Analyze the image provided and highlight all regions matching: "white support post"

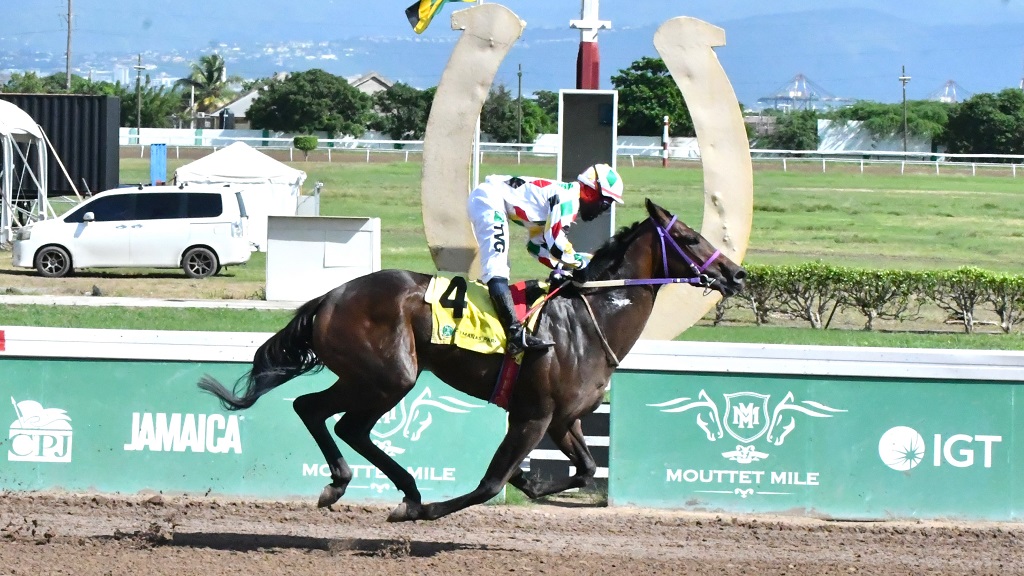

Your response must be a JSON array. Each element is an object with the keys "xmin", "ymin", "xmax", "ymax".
[{"xmin": 662, "ymin": 115, "xmax": 669, "ymax": 168}]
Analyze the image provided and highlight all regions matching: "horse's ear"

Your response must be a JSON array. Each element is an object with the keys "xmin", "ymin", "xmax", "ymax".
[{"xmin": 644, "ymin": 198, "xmax": 668, "ymax": 222}]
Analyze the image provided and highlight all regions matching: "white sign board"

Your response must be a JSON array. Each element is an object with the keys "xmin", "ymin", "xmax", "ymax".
[{"xmin": 265, "ymin": 216, "xmax": 381, "ymax": 302}]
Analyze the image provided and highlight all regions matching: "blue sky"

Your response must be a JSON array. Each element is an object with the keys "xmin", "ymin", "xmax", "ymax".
[
  {"xmin": 10, "ymin": 1, "xmax": 1024, "ymax": 41},
  {"xmin": 5, "ymin": 1, "xmax": 1024, "ymax": 105}
]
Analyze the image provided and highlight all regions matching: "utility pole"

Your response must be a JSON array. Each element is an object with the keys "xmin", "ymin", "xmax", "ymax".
[
  {"xmin": 517, "ymin": 63, "xmax": 523, "ymax": 144},
  {"xmin": 899, "ymin": 65, "xmax": 911, "ymax": 153},
  {"xmin": 64, "ymin": 0, "xmax": 73, "ymax": 91},
  {"xmin": 134, "ymin": 54, "xmax": 145, "ymax": 132}
]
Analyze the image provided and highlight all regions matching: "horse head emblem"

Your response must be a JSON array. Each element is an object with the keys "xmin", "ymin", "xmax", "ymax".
[
  {"xmin": 372, "ymin": 387, "xmax": 484, "ymax": 444},
  {"xmin": 765, "ymin": 391, "xmax": 847, "ymax": 446},
  {"xmin": 648, "ymin": 389, "xmax": 723, "ymax": 441}
]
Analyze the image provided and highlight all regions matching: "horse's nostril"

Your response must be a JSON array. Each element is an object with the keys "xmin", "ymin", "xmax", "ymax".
[{"xmin": 734, "ymin": 269, "xmax": 747, "ymax": 281}]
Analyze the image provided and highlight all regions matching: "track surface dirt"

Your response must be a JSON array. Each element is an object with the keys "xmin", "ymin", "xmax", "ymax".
[{"xmin": 1, "ymin": 492, "xmax": 1022, "ymax": 575}]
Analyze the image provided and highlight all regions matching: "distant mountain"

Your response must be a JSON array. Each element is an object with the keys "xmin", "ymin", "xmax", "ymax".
[{"xmin": 3, "ymin": 7, "xmax": 1022, "ymax": 107}]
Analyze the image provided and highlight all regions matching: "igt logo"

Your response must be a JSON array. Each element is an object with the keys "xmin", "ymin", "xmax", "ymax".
[{"xmin": 878, "ymin": 426, "xmax": 1002, "ymax": 471}]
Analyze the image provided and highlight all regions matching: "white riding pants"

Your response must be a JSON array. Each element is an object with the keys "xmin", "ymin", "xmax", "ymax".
[{"xmin": 468, "ymin": 182, "xmax": 510, "ymax": 283}]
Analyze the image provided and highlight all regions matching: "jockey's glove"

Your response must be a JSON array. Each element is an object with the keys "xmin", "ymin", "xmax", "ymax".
[{"xmin": 547, "ymin": 269, "xmax": 573, "ymax": 290}]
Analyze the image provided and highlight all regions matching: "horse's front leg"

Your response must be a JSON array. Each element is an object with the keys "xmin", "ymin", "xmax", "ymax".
[
  {"xmin": 389, "ymin": 413, "xmax": 552, "ymax": 522},
  {"xmin": 510, "ymin": 418, "xmax": 596, "ymax": 499},
  {"xmin": 293, "ymin": 389, "xmax": 352, "ymax": 507}
]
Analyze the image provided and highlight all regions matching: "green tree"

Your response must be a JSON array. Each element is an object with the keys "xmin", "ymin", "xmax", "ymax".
[
  {"xmin": 174, "ymin": 53, "xmax": 242, "ymax": 114},
  {"xmin": 119, "ymin": 80, "xmax": 186, "ymax": 128},
  {"xmin": 755, "ymin": 109, "xmax": 819, "ymax": 150},
  {"xmin": 532, "ymin": 89, "xmax": 558, "ymax": 127},
  {"xmin": 2, "ymin": 71, "xmax": 54, "ymax": 93},
  {"xmin": 825, "ymin": 99, "xmax": 950, "ymax": 142},
  {"xmin": 944, "ymin": 89, "xmax": 1024, "ymax": 157},
  {"xmin": 2, "ymin": 71, "xmax": 184, "ymax": 128},
  {"xmin": 246, "ymin": 69, "xmax": 372, "ymax": 136},
  {"xmin": 520, "ymin": 98, "xmax": 555, "ymax": 140},
  {"xmin": 611, "ymin": 56, "xmax": 693, "ymax": 137},
  {"xmin": 480, "ymin": 84, "xmax": 520, "ymax": 142},
  {"xmin": 370, "ymin": 82, "xmax": 434, "ymax": 140},
  {"xmin": 479, "ymin": 85, "xmax": 552, "ymax": 143}
]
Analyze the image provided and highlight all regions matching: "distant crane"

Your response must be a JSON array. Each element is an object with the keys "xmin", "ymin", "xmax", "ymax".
[
  {"xmin": 928, "ymin": 80, "xmax": 971, "ymax": 104},
  {"xmin": 756, "ymin": 73, "xmax": 854, "ymax": 112}
]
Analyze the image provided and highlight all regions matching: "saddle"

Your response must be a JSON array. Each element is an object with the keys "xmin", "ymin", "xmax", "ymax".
[{"xmin": 424, "ymin": 276, "xmax": 548, "ymax": 355}]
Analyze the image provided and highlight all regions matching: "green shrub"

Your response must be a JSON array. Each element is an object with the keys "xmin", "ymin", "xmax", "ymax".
[
  {"xmin": 293, "ymin": 135, "xmax": 318, "ymax": 160},
  {"xmin": 730, "ymin": 264, "xmax": 1022, "ymax": 334},
  {"xmin": 838, "ymin": 268, "xmax": 926, "ymax": 330}
]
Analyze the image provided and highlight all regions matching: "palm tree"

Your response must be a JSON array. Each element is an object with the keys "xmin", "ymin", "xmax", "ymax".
[{"xmin": 175, "ymin": 54, "xmax": 242, "ymax": 114}]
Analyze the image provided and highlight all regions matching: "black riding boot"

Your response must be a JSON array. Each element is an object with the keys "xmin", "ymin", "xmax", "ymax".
[{"xmin": 487, "ymin": 277, "xmax": 554, "ymax": 356}]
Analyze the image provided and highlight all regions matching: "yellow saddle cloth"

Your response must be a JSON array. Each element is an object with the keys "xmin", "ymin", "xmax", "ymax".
[{"xmin": 425, "ymin": 276, "xmax": 544, "ymax": 355}]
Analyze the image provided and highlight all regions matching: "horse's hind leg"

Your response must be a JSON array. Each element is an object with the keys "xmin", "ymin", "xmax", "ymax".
[
  {"xmin": 293, "ymin": 386, "xmax": 353, "ymax": 507},
  {"xmin": 509, "ymin": 418, "xmax": 597, "ymax": 499},
  {"xmin": 333, "ymin": 410, "xmax": 422, "ymax": 513},
  {"xmin": 389, "ymin": 412, "xmax": 552, "ymax": 522}
]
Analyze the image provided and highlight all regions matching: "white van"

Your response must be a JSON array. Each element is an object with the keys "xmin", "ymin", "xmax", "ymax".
[{"xmin": 12, "ymin": 184, "xmax": 253, "ymax": 278}]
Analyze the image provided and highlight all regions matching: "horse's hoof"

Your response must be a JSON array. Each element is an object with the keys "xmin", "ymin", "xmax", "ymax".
[
  {"xmin": 317, "ymin": 484, "xmax": 345, "ymax": 508},
  {"xmin": 387, "ymin": 499, "xmax": 423, "ymax": 522}
]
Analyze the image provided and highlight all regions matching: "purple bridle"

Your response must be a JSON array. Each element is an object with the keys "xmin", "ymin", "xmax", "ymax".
[
  {"xmin": 567, "ymin": 214, "xmax": 722, "ymax": 294},
  {"xmin": 618, "ymin": 215, "xmax": 720, "ymax": 290},
  {"xmin": 656, "ymin": 215, "xmax": 720, "ymax": 281}
]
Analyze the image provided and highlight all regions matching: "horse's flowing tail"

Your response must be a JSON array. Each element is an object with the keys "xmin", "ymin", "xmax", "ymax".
[{"xmin": 198, "ymin": 294, "xmax": 327, "ymax": 410}]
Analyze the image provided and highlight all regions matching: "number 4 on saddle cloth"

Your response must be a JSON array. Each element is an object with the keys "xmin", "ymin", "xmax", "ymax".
[
  {"xmin": 424, "ymin": 275, "xmax": 548, "ymax": 354},
  {"xmin": 424, "ymin": 276, "xmax": 551, "ymax": 409}
]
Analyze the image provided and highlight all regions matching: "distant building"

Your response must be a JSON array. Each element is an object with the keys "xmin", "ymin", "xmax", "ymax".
[
  {"xmin": 346, "ymin": 71, "xmax": 394, "ymax": 95},
  {"xmin": 209, "ymin": 71, "xmax": 394, "ymax": 130}
]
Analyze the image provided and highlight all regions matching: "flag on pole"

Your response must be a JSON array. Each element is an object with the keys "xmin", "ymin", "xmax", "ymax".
[{"xmin": 405, "ymin": 0, "xmax": 474, "ymax": 34}]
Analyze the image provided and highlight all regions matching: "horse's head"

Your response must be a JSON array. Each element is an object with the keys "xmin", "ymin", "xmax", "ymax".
[{"xmin": 644, "ymin": 198, "xmax": 746, "ymax": 297}]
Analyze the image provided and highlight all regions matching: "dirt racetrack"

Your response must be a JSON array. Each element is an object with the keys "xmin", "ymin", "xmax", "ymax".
[{"xmin": 1, "ymin": 492, "xmax": 1023, "ymax": 576}]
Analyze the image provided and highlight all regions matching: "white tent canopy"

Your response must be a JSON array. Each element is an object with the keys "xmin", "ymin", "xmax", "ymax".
[
  {"xmin": 0, "ymin": 100, "xmax": 49, "ymax": 246},
  {"xmin": 174, "ymin": 141, "xmax": 306, "ymax": 250}
]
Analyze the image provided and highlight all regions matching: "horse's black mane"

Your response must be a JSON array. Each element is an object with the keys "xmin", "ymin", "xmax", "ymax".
[{"xmin": 584, "ymin": 218, "xmax": 648, "ymax": 280}]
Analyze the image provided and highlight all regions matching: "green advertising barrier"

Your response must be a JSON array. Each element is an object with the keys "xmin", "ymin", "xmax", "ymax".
[
  {"xmin": 609, "ymin": 371, "xmax": 1021, "ymax": 521},
  {"xmin": 0, "ymin": 358, "xmax": 506, "ymax": 503}
]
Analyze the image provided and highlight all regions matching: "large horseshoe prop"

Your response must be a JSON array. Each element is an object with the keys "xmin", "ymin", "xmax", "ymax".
[
  {"xmin": 420, "ymin": 4, "xmax": 525, "ymax": 278},
  {"xmin": 639, "ymin": 17, "xmax": 754, "ymax": 340}
]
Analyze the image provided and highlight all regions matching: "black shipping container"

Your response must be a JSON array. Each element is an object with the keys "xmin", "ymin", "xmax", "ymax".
[{"xmin": 0, "ymin": 94, "xmax": 119, "ymax": 197}]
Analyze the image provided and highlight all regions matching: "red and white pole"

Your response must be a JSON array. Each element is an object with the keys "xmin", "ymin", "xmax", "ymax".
[
  {"xmin": 662, "ymin": 115, "xmax": 670, "ymax": 168},
  {"xmin": 570, "ymin": 0, "xmax": 610, "ymax": 90}
]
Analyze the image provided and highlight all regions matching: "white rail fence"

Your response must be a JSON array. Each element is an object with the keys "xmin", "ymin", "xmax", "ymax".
[{"xmin": 119, "ymin": 130, "xmax": 1024, "ymax": 177}]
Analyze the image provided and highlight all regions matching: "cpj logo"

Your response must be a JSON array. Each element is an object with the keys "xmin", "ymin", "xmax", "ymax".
[
  {"xmin": 878, "ymin": 425, "xmax": 1002, "ymax": 471},
  {"xmin": 8, "ymin": 397, "xmax": 73, "ymax": 463}
]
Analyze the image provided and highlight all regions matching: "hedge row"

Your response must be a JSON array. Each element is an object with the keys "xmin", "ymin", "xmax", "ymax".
[{"xmin": 715, "ymin": 263, "xmax": 1024, "ymax": 333}]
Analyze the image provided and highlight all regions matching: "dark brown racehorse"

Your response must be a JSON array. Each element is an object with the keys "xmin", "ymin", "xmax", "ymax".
[{"xmin": 198, "ymin": 198, "xmax": 746, "ymax": 522}]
